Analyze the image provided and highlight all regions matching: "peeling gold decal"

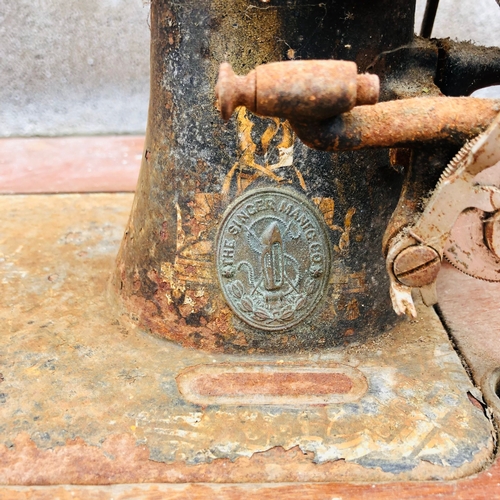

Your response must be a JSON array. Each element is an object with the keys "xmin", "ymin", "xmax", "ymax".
[
  {"xmin": 222, "ymin": 108, "xmax": 299, "ymax": 195},
  {"xmin": 313, "ymin": 197, "xmax": 356, "ymax": 253}
]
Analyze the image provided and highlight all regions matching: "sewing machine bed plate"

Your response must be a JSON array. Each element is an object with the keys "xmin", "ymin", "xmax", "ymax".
[{"xmin": 0, "ymin": 193, "xmax": 494, "ymax": 485}]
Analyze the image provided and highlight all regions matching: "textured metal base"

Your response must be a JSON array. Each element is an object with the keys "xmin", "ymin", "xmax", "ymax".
[{"xmin": 0, "ymin": 193, "xmax": 494, "ymax": 484}]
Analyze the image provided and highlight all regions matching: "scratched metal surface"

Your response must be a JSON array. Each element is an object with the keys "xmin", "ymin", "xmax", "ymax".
[{"xmin": 0, "ymin": 193, "xmax": 494, "ymax": 484}]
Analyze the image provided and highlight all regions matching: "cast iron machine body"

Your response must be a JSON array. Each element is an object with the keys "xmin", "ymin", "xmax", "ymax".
[{"xmin": 114, "ymin": 0, "xmax": 500, "ymax": 353}]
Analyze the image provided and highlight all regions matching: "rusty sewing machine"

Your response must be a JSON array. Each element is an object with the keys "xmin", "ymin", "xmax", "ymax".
[
  {"xmin": 4, "ymin": 0, "xmax": 500, "ymax": 495},
  {"xmin": 215, "ymin": 58, "xmax": 500, "ymax": 318}
]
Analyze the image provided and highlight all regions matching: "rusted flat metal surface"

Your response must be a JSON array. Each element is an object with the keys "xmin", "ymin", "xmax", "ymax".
[
  {"xmin": 0, "ymin": 193, "xmax": 494, "ymax": 487},
  {"xmin": 0, "ymin": 136, "xmax": 143, "ymax": 194},
  {"xmin": 437, "ymin": 261, "xmax": 500, "ymax": 417},
  {"xmin": 5, "ymin": 469, "xmax": 500, "ymax": 500},
  {"xmin": 438, "ymin": 261, "xmax": 500, "ymax": 377}
]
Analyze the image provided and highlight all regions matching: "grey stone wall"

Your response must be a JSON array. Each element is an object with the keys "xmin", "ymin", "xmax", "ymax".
[
  {"xmin": 0, "ymin": 0, "xmax": 499, "ymax": 137},
  {"xmin": 415, "ymin": 0, "xmax": 500, "ymax": 47},
  {"xmin": 0, "ymin": 0, "xmax": 150, "ymax": 137}
]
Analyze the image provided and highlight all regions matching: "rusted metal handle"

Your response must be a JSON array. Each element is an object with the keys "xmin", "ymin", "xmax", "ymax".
[{"xmin": 216, "ymin": 60, "xmax": 380, "ymax": 121}]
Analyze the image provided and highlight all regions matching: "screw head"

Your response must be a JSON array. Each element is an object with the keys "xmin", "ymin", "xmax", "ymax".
[{"xmin": 393, "ymin": 245, "xmax": 441, "ymax": 288}]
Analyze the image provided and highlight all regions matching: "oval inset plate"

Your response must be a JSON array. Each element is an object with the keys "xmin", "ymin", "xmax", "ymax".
[
  {"xmin": 216, "ymin": 187, "xmax": 331, "ymax": 331},
  {"xmin": 177, "ymin": 363, "xmax": 368, "ymax": 406}
]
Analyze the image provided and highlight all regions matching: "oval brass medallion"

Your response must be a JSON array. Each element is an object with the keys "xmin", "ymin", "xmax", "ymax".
[{"xmin": 216, "ymin": 187, "xmax": 331, "ymax": 331}]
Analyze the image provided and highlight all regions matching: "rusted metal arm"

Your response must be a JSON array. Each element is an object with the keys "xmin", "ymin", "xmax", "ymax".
[{"xmin": 288, "ymin": 97, "xmax": 500, "ymax": 150}]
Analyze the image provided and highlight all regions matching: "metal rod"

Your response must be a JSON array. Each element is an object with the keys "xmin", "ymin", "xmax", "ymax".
[
  {"xmin": 420, "ymin": 0, "xmax": 440, "ymax": 38},
  {"xmin": 288, "ymin": 97, "xmax": 500, "ymax": 151}
]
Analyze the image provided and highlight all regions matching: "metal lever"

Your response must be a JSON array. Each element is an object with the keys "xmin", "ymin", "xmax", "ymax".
[{"xmin": 386, "ymin": 113, "xmax": 500, "ymax": 317}]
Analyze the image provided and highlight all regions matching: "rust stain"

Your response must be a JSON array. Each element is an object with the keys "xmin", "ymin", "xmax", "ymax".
[
  {"xmin": 192, "ymin": 372, "xmax": 353, "ymax": 396},
  {"xmin": 3, "ymin": 433, "xmax": 488, "ymax": 487},
  {"xmin": 345, "ymin": 298, "xmax": 360, "ymax": 321},
  {"xmin": 176, "ymin": 363, "xmax": 367, "ymax": 405}
]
